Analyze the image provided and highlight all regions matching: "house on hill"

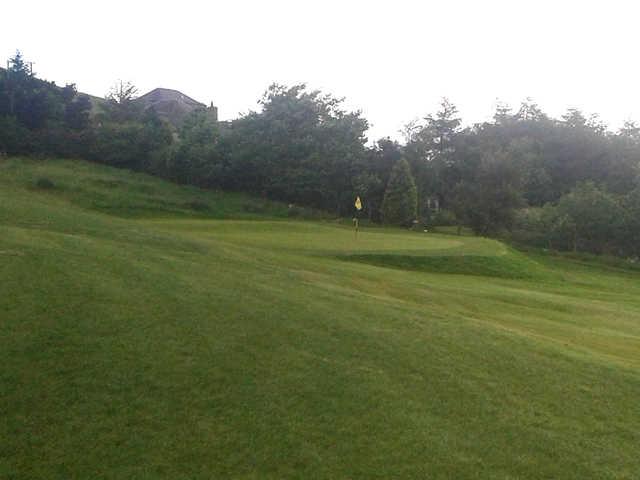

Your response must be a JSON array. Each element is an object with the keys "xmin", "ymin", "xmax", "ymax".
[{"xmin": 135, "ymin": 88, "xmax": 218, "ymax": 128}]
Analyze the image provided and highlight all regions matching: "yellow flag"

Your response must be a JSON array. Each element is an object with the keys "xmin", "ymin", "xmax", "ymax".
[{"xmin": 355, "ymin": 196, "xmax": 362, "ymax": 211}]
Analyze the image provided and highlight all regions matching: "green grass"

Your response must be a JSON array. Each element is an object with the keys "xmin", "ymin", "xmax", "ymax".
[
  {"xmin": 340, "ymin": 250, "xmax": 556, "ymax": 280},
  {"xmin": 0, "ymin": 157, "xmax": 290, "ymax": 219},
  {"xmin": 2, "ymin": 157, "xmax": 640, "ymax": 479}
]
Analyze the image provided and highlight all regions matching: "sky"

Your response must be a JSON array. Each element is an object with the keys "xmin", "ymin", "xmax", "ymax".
[{"xmin": 2, "ymin": 0, "xmax": 639, "ymax": 141}]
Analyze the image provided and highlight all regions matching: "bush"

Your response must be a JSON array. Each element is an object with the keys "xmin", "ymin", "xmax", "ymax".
[
  {"xmin": 0, "ymin": 116, "xmax": 32, "ymax": 155},
  {"xmin": 287, "ymin": 205, "xmax": 306, "ymax": 218},
  {"xmin": 35, "ymin": 177, "xmax": 55, "ymax": 189},
  {"xmin": 554, "ymin": 182, "xmax": 624, "ymax": 254},
  {"xmin": 510, "ymin": 207, "xmax": 549, "ymax": 248},
  {"xmin": 428, "ymin": 209, "xmax": 456, "ymax": 227},
  {"xmin": 242, "ymin": 201, "xmax": 269, "ymax": 214},
  {"xmin": 184, "ymin": 200, "xmax": 210, "ymax": 212}
]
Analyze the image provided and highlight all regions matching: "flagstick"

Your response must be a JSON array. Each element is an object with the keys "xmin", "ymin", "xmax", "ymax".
[{"xmin": 354, "ymin": 196, "xmax": 362, "ymax": 241}]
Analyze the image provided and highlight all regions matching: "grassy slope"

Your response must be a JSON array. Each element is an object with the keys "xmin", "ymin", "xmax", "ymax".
[{"xmin": 1, "ymin": 158, "xmax": 640, "ymax": 479}]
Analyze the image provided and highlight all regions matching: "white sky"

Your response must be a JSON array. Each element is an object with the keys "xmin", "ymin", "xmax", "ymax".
[{"xmin": 2, "ymin": 0, "xmax": 639, "ymax": 141}]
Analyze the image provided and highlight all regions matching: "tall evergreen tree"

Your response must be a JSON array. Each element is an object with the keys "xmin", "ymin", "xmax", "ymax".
[
  {"xmin": 406, "ymin": 97, "xmax": 461, "ymax": 215},
  {"xmin": 381, "ymin": 158, "xmax": 417, "ymax": 226}
]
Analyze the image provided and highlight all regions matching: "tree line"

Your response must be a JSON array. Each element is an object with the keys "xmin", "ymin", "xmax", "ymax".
[{"xmin": 1, "ymin": 51, "xmax": 639, "ymax": 257}]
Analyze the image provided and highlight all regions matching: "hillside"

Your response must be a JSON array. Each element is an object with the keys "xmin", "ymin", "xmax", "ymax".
[{"xmin": 1, "ymin": 157, "xmax": 640, "ymax": 479}]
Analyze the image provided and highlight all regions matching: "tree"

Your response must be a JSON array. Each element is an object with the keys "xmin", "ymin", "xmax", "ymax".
[
  {"xmin": 493, "ymin": 101, "xmax": 513, "ymax": 125},
  {"xmin": 545, "ymin": 182, "xmax": 632, "ymax": 253},
  {"xmin": 106, "ymin": 80, "xmax": 138, "ymax": 105},
  {"xmin": 562, "ymin": 108, "xmax": 587, "ymax": 128},
  {"xmin": 405, "ymin": 98, "xmax": 462, "ymax": 215},
  {"xmin": 1, "ymin": 51, "xmax": 51, "ymax": 129},
  {"xmin": 451, "ymin": 150, "xmax": 523, "ymax": 235},
  {"xmin": 102, "ymin": 80, "xmax": 140, "ymax": 122},
  {"xmin": 552, "ymin": 182, "xmax": 624, "ymax": 253},
  {"xmin": 516, "ymin": 98, "xmax": 547, "ymax": 122},
  {"xmin": 225, "ymin": 83, "xmax": 368, "ymax": 213},
  {"xmin": 381, "ymin": 159, "xmax": 417, "ymax": 226},
  {"xmin": 169, "ymin": 109, "xmax": 225, "ymax": 185},
  {"xmin": 423, "ymin": 97, "xmax": 461, "ymax": 159},
  {"xmin": 62, "ymin": 83, "xmax": 91, "ymax": 130},
  {"xmin": 621, "ymin": 187, "xmax": 640, "ymax": 256},
  {"xmin": 351, "ymin": 138, "xmax": 402, "ymax": 221},
  {"xmin": 400, "ymin": 118, "xmax": 421, "ymax": 144},
  {"xmin": 619, "ymin": 120, "xmax": 640, "ymax": 141}
]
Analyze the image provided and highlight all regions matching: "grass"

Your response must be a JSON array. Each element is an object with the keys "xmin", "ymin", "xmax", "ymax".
[
  {"xmin": 340, "ymin": 250, "xmax": 555, "ymax": 280},
  {"xmin": 1, "ymin": 157, "xmax": 640, "ymax": 479},
  {"xmin": 0, "ymin": 157, "xmax": 290, "ymax": 219}
]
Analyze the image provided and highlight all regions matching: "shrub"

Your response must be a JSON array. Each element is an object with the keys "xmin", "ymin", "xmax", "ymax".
[
  {"xmin": 429, "ymin": 209, "xmax": 456, "ymax": 227},
  {"xmin": 184, "ymin": 200, "xmax": 210, "ymax": 212},
  {"xmin": 35, "ymin": 177, "xmax": 55, "ymax": 190},
  {"xmin": 242, "ymin": 201, "xmax": 268, "ymax": 214},
  {"xmin": 287, "ymin": 205, "xmax": 305, "ymax": 217}
]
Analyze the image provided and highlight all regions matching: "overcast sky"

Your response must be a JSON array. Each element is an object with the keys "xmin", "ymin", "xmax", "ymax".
[{"xmin": 2, "ymin": 0, "xmax": 639, "ymax": 141}]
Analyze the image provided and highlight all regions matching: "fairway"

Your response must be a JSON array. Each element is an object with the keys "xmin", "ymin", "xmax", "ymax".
[{"xmin": 2, "ymin": 158, "xmax": 640, "ymax": 479}]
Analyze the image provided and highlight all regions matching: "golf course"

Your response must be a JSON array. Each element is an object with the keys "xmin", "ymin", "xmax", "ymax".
[{"xmin": 2, "ymin": 157, "xmax": 639, "ymax": 479}]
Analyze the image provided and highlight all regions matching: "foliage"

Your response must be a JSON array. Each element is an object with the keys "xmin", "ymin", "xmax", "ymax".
[
  {"xmin": 0, "ymin": 51, "xmax": 93, "ymax": 156},
  {"xmin": 224, "ymin": 83, "xmax": 369, "ymax": 214},
  {"xmin": 352, "ymin": 137, "xmax": 401, "ymax": 221},
  {"xmin": 621, "ymin": 187, "xmax": 640, "ymax": 256},
  {"xmin": 381, "ymin": 158, "xmax": 418, "ymax": 226},
  {"xmin": 513, "ymin": 183, "xmax": 637, "ymax": 256},
  {"xmin": 428, "ymin": 208, "xmax": 457, "ymax": 227},
  {"xmin": 168, "ymin": 109, "xmax": 225, "ymax": 186},
  {"xmin": 100, "ymin": 80, "xmax": 141, "ymax": 122},
  {"xmin": 405, "ymin": 97, "xmax": 462, "ymax": 214},
  {"xmin": 451, "ymin": 150, "xmax": 524, "ymax": 235},
  {"xmin": 551, "ymin": 182, "xmax": 624, "ymax": 253},
  {"xmin": 4, "ymin": 50, "xmax": 640, "ymax": 257},
  {"xmin": 34, "ymin": 176, "xmax": 55, "ymax": 189}
]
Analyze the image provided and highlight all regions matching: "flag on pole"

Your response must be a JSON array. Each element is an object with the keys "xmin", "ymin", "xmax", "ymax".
[{"xmin": 355, "ymin": 196, "xmax": 362, "ymax": 211}]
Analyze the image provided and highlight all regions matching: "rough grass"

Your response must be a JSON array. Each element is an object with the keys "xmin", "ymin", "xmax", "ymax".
[
  {"xmin": 1, "ymin": 157, "xmax": 290, "ymax": 219},
  {"xmin": 1, "ymin": 157, "xmax": 640, "ymax": 479}
]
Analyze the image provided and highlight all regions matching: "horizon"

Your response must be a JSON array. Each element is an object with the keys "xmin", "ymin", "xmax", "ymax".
[{"xmin": 3, "ymin": 0, "xmax": 640, "ymax": 140}]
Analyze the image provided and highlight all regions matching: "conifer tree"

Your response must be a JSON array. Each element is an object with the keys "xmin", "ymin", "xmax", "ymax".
[{"xmin": 381, "ymin": 158, "xmax": 418, "ymax": 226}]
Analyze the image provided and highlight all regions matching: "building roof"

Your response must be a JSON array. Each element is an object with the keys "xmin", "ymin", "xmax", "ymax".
[{"xmin": 135, "ymin": 88, "xmax": 216, "ymax": 127}]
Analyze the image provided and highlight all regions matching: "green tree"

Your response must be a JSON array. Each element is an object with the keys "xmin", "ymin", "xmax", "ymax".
[
  {"xmin": 381, "ymin": 159, "xmax": 417, "ymax": 226},
  {"xmin": 352, "ymin": 138, "xmax": 402, "ymax": 221},
  {"xmin": 551, "ymin": 182, "xmax": 624, "ymax": 253},
  {"xmin": 226, "ymin": 83, "xmax": 368, "ymax": 213},
  {"xmin": 451, "ymin": 150, "xmax": 523, "ymax": 235},
  {"xmin": 621, "ymin": 187, "xmax": 640, "ymax": 256},
  {"xmin": 169, "ymin": 109, "xmax": 225, "ymax": 186},
  {"xmin": 61, "ymin": 84, "xmax": 91, "ymax": 130},
  {"xmin": 101, "ymin": 80, "xmax": 141, "ymax": 122},
  {"xmin": 422, "ymin": 97, "xmax": 461, "ymax": 159},
  {"xmin": 1, "ymin": 51, "xmax": 51, "ymax": 129},
  {"xmin": 406, "ymin": 98, "xmax": 461, "ymax": 215}
]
